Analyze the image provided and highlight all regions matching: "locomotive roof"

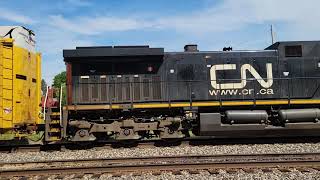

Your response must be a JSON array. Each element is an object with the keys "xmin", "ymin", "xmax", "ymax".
[
  {"xmin": 63, "ymin": 45, "xmax": 164, "ymax": 62},
  {"xmin": 64, "ymin": 41, "xmax": 320, "ymax": 62},
  {"xmin": 265, "ymin": 41, "xmax": 320, "ymax": 50}
]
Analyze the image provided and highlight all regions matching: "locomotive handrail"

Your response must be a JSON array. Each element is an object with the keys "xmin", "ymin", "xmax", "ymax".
[
  {"xmin": 43, "ymin": 85, "xmax": 49, "ymax": 121},
  {"xmin": 59, "ymin": 85, "xmax": 63, "ymax": 126},
  {"xmin": 72, "ymin": 76, "xmax": 320, "ymax": 84},
  {"xmin": 311, "ymin": 83, "xmax": 320, "ymax": 98},
  {"xmin": 166, "ymin": 49, "xmax": 278, "ymax": 54},
  {"xmin": 68, "ymin": 76, "xmax": 320, "ymax": 105}
]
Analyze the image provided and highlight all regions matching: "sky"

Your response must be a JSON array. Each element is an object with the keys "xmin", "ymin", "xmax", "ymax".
[{"xmin": 0, "ymin": 0, "xmax": 319, "ymax": 84}]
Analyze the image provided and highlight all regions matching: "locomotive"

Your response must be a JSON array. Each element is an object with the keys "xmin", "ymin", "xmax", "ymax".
[{"xmin": 62, "ymin": 41, "xmax": 320, "ymax": 142}]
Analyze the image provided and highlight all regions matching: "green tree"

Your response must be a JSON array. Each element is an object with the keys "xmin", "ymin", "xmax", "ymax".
[
  {"xmin": 53, "ymin": 71, "xmax": 66, "ymax": 88},
  {"xmin": 52, "ymin": 71, "xmax": 67, "ymax": 106}
]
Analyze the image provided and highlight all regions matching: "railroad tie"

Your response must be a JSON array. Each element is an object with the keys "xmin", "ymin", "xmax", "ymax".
[
  {"xmin": 171, "ymin": 170, "xmax": 182, "ymax": 175},
  {"xmin": 150, "ymin": 170, "xmax": 161, "ymax": 176},
  {"xmin": 277, "ymin": 167, "xmax": 292, "ymax": 173},
  {"xmin": 16, "ymin": 177, "xmax": 28, "ymax": 180},
  {"xmin": 295, "ymin": 167, "xmax": 311, "ymax": 173},
  {"xmin": 112, "ymin": 172, "xmax": 123, "ymax": 177},
  {"xmin": 207, "ymin": 169, "xmax": 220, "ymax": 174},
  {"xmin": 260, "ymin": 168, "xmax": 273, "ymax": 172},
  {"xmin": 37, "ymin": 175, "xmax": 50, "ymax": 180},
  {"xmin": 312, "ymin": 166, "xmax": 320, "ymax": 171},
  {"xmin": 187, "ymin": 169, "xmax": 200, "ymax": 174},
  {"xmin": 55, "ymin": 174, "xmax": 65, "ymax": 179},
  {"xmin": 73, "ymin": 174, "xmax": 85, "ymax": 178},
  {"xmin": 90, "ymin": 173, "xmax": 102, "ymax": 178},
  {"xmin": 225, "ymin": 169, "xmax": 238, "ymax": 174},
  {"xmin": 241, "ymin": 168, "xmax": 256, "ymax": 173}
]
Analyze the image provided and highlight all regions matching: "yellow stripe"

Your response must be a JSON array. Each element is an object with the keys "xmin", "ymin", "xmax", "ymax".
[
  {"xmin": 66, "ymin": 105, "xmax": 111, "ymax": 110},
  {"xmin": 110, "ymin": 105, "xmax": 121, "ymax": 109},
  {"xmin": 133, "ymin": 103, "xmax": 169, "ymax": 108},
  {"xmin": 222, "ymin": 101, "xmax": 254, "ymax": 106},
  {"xmin": 290, "ymin": 99, "xmax": 320, "ymax": 104},
  {"xmin": 171, "ymin": 103, "xmax": 191, "ymax": 107},
  {"xmin": 192, "ymin": 102, "xmax": 220, "ymax": 106},
  {"xmin": 255, "ymin": 100, "xmax": 288, "ymax": 105},
  {"xmin": 66, "ymin": 99, "xmax": 320, "ymax": 110}
]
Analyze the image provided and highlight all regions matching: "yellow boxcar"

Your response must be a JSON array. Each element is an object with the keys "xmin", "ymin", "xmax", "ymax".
[{"xmin": 0, "ymin": 26, "xmax": 43, "ymax": 142}]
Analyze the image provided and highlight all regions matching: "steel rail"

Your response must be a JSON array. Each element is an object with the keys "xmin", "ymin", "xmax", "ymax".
[
  {"xmin": 1, "ymin": 137, "xmax": 320, "ymax": 153},
  {"xmin": 1, "ymin": 152, "xmax": 320, "ymax": 165},
  {"xmin": 0, "ymin": 153, "xmax": 320, "ymax": 177}
]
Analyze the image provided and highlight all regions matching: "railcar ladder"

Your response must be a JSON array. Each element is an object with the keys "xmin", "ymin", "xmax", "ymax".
[
  {"xmin": 45, "ymin": 109, "xmax": 61, "ymax": 141},
  {"xmin": 44, "ymin": 86, "xmax": 62, "ymax": 142}
]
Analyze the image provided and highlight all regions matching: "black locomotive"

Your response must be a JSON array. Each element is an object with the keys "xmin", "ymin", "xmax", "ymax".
[{"xmin": 62, "ymin": 41, "xmax": 320, "ymax": 141}]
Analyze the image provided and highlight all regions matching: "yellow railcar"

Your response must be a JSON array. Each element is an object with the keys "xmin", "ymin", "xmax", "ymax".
[{"xmin": 0, "ymin": 26, "xmax": 43, "ymax": 143}]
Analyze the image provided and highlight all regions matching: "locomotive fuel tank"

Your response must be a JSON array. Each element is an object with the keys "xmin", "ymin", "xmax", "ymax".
[
  {"xmin": 225, "ymin": 110, "xmax": 268, "ymax": 124},
  {"xmin": 279, "ymin": 109, "xmax": 320, "ymax": 123}
]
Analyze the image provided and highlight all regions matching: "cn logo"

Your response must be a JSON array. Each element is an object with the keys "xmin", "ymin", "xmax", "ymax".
[{"xmin": 210, "ymin": 63, "xmax": 273, "ymax": 90}]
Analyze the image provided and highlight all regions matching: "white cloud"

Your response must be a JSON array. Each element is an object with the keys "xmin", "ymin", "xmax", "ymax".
[
  {"xmin": 0, "ymin": 8, "xmax": 35, "ymax": 24},
  {"xmin": 157, "ymin": 0, "xmax": 320, "ymax": 35},
  {"xmin": 49, "ymin": 15, "xmax": 151, "ymax": 35},
  {"xmin": 48, "ymin": 0, "xmax": 320, "ymax": 38},
  {"xmin": 37, "ymin": 26, "xmax": 94, "ymax": 54},
  {"xmin": 36, "ymin": 26, "xmax": 95, "ymax": 84},
  {"xmin": 34, "ymin": 0, "xmax": 320, "ymax": 83}
]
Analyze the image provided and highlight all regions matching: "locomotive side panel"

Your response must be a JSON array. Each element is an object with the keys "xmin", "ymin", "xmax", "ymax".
[
  {"xmin": 66, "ymin": 47, "xmax": 165, "ymax": 105},
  {"xmin": 65, "ymin": 42, "xmax": 320, "ymax": 108},
  {"xmin": 268, "ymin": 41, "xmax": 320, "ymax": 100},
  {"xmin": 204, "ymin": 51, "xmax": 279, "ymax": 101}
]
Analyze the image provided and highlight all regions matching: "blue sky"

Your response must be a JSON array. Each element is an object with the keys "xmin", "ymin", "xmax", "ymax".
[{"xmin": 0, "ymin": 0, "xmax": 318, "ymax": 84}]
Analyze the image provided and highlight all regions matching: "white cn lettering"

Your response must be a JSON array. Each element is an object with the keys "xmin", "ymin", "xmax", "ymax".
[{"xmin": 210, "ymin": 63, "xmax": 273, "ymax": 90}]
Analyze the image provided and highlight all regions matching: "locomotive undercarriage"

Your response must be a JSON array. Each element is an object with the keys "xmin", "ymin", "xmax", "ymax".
[
  {"xmin": 68, "ymin": 117, "xmax": 193, "ymax": 141},
  {"xmin": 67, "ymin": 109, "xmax": 196, "ymax": 141},
  {"xmin": 66, "ymin": 106, "xmax": 320, "ymax": 142}
]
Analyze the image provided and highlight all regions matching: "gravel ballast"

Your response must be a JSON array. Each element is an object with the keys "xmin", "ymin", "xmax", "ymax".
[
  {"xmin": 20, "ymin": 169, "xmax": 320, "ymax": 180},
  {"xmin": 1, "ymin": 143, "xmax": 320, "ymax": 163},
  {"xmin": 99, "ymin": 170, "xmax": 320, "ymax": 180}
]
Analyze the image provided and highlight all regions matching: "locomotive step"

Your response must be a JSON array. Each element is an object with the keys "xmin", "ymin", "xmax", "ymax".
[
  {"xmin": 47, "ymin": 136, "xmax": 61, "ymax": 141},
  {"xmin": 50, "ymin": 112, "xmax": 60, "ymax": 119},
  {"xmin": 50, "ymin": 112, "xmax": 60, "ymax": 116},
  {"xmin": 48, "ymin": 128, "xmax": 61, "ymax": 133},
  {"xmin": 49, "ymin": 120, "xmax": 61, "ymax": 124}
]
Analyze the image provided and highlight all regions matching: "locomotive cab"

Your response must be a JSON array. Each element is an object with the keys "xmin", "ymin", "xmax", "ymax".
[{"xmin": 64, "ymin": 46, "xmax": 164, "ymax": 105}]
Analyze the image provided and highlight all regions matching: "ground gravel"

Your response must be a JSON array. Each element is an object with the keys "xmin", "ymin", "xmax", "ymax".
[
  {"xmin": 102, "ymin": 169, "xmax": 320, "ymax": 180},
  {"xmin": 14, "ymin": 169, "xmax": 320, "ymax": 180},
  {"xmin": 0, "ymin": 142, "xmax": 320, "ymax": 163}
]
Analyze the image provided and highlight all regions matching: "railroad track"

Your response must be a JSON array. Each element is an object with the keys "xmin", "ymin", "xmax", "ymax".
[
  {"xmin": 0, "ymin": 153, "xmax": 320, "ymax": 178},
  {"xmin": 2, "ymin": 137, "xmax": 320, "ymax": 153}
]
